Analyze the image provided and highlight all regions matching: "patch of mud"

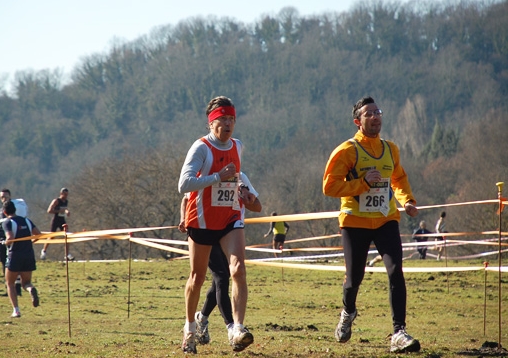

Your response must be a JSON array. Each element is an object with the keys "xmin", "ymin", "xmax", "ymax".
[
  {"xmin": 458, "ymin": 341, "xmax": 508, "ymax": 357},
  {"xmin": 265, "ymin": 323, "xmax": 319, "ymax": 332}
]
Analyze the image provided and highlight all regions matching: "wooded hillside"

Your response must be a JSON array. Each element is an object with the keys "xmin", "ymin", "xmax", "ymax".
[{"xmin": 1, "ymin": 0, "xmax": 507, "ymax": 258}]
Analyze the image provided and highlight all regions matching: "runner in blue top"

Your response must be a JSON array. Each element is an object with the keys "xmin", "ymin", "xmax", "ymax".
[{"xmin": 2, "ymin": 200, "xmax": 41, "ymax": 317}]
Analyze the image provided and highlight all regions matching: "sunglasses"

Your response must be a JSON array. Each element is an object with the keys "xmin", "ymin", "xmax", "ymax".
[{"xmin": 361, "ymin": 109, "xmax": 383, "ymax": 118}]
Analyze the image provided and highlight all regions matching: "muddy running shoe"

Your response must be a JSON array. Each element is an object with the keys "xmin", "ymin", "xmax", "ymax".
[
  {"xmin": 390, "ymin": 328, "xmax": 421, "ymax": 353},
  {"xmin": 195, "ymin": 312, "xmax": 210, "ymax": 345},
  {"xmin": 229, "ymin": 326, "xmax": 254, "ymax": 352},
  {"xmin": 335, "ymin": 309, "xmax": 357, "ymax": 343},
  {"xmin": 30, "ymin": 287, "xmax": 39, "ymax": 307},
  {"xmin": 181, "ymin": 329, "xmax": 197, "ymax": 354}
]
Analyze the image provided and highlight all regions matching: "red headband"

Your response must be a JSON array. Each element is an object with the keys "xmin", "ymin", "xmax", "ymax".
[{"xmin": 207, "ymin": 106, "xmax": 236, "ymax": 123}]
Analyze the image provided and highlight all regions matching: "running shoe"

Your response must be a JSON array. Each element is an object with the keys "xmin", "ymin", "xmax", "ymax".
[
  {"xmin": 390, "ymin": 328, "xmax": 421, "ymax": 353},
  {"xmin": 181, "ymin": 329, "xmax": 197, "ymax": 354},
  {"xmin": 195, "ymin": 312, "xmax": 210, "ymax": 345},
  {"xmin": 40, "ymin": 250, "xmax": 47, "ymax": 260},
  {"xmin": 335, "ymin": 309, "xmax": 357, "ymax": 343},
  {"xmin": 11, "ymin": 309, "xmax": 21, "ymax": 318},
  {"xmin": 229, "ymin": 326, "xmax": 254, "ymax": 352}
]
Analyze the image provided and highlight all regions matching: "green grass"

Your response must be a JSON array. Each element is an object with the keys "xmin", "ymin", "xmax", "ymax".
[{"xmin": 1, "ymin": 258, "xmax": 507, "ymax": 357}]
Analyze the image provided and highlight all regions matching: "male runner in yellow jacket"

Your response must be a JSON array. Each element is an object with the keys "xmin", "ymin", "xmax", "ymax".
[{"xmin": 323, "ymin": 96, "xmax": 420, "ymax": 353}]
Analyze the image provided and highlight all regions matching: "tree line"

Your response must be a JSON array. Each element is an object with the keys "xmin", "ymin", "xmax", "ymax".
[{"xmin": 0, "ymin": 0, "xmax": 507, "ymax": 259}]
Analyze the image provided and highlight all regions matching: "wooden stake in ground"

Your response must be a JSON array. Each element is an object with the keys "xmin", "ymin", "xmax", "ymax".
[
  {"xmin": 444, "ymin": 237, "xmax": 449, "ymax": 293},
  {"xmin": 483, "ymin": 261, "xmax": 489, "ymax": 336},
  {"xmin": 280, "ymin": 244, "xmax": 284, "ymax": 286},
  {"xmin": 496, "ymin": 181, "xmax": 504, "ymax": 350},
  {"xmin": 128, "ymin": 233, "xmax": 132, "ymax": 318},
  {"xmin": 63, "ymin": 224, "xmax": 72, "ymax": 338}
]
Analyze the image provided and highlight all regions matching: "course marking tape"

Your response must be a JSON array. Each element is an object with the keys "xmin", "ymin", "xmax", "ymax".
[
  {"xmin": 129, "ymin": 237, "xmax": 189, "ymax": 255},
  {"xmin": 245, "ymin": 260, "xmax": 508, "ymax": 273}
]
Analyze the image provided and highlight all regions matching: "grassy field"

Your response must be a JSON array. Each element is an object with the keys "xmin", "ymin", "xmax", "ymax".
[{"xmin": 0, "ymin": 258, "xmax": 507, "ymax": 357}]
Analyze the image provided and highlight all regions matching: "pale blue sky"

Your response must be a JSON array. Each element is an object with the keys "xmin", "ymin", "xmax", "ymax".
[{"xmin": 0, "ymin": 0, "xmax": 367, "ymax": 89}]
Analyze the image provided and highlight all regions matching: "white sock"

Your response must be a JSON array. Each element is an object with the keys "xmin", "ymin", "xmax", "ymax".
[{"xmin": 185, "ymin": 321, "xmax": 196, "ymax": 333}]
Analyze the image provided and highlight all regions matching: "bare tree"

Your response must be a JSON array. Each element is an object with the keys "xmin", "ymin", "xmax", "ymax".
[{"xmin": 70, "ymin": 145, "xmax": 184, "ymax": 260}]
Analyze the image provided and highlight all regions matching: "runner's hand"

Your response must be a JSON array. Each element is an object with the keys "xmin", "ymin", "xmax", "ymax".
[
  {"xmin": 364, "ymin": 169, "xmax": 381, "ymax": 185},
  {"xmin": 178, "ymin": 221, "xmax": 187, "ymax": 233},
  {"xmin": 218, "ymin": 162, "xmax": 236, "ymax": 181}
]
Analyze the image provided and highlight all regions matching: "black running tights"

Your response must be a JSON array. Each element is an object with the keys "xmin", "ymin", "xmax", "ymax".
[
  {"xmin": 341, "ymin": 220, "xmax": 407, "ymax": 333},
  {"xmin": 201, "ymin": 244, "xmax": 233, "ymax": 325}
]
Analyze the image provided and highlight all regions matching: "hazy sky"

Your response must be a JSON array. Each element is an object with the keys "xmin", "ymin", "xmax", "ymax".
[{"xmin": 0, "ymin": 0, "xmax": 366, "ymax": 87}]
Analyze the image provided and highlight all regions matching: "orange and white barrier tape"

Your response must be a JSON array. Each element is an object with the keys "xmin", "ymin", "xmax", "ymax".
[
  {"xmin": 2, "ymin": 196, "xmax": 504, "ymax": 274},
  {"xmin": 129, "ymin": 237, "xmax": 189, "ymax": 255},
  {"xmin": 245, "ymin": 259, "xmax": 508, "ymax": 273},
  {"xmin": 248, "ymin": 233, "xmax": 341, "ymax": 248},
  {"xmin": 245, "ymin": 211, "xmax": 340, "ymax": 224},
  {"xmin": 143, "ymin": 238, "xmax": 189, "ymax": 246}
]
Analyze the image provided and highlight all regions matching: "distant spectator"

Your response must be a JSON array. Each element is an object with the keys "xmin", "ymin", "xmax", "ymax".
[{"xmin": 412, "ymin": 220, "xmax": 431, "ymax": 259}]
